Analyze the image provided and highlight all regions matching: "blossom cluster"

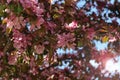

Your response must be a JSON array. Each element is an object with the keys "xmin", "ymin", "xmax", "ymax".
[{"xmin": 12, "ymin": 29, "xmax": 32, "ymax": 52}]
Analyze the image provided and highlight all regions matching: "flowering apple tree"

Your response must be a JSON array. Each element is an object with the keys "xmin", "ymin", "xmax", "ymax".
[{"xmin": 0, "ymin": 0, "xmax": 120, "ymax": 80}]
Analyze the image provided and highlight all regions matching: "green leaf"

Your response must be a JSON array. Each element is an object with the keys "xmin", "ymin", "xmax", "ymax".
[
  {"xmin": 16, "ymin": 3, "xmax": 23, "ymax": 14},
  {"xmin": 102, "ymin": 36, "xmax": 108, "ymax": 43},
  {"xmin": 37, "ymin": 54, "xmax": 43, "ymax": 65},
  {"xmin": 13, "ymin": 3, "xmax": 23, "ymax": 15},
  {"xmin": 0, "ymin": 4, "xmax": 6, "ymax": 11},
  {"xmin": 53, "ymin": 14, "xmax": 60, "ymax": 19},
  {"xmin": 78, "ymin": 41, "xmax": 83, "ymax": 47},
  {"xmin": 77, "ymin": 39, "xmax": 84, "ymax": 47},
  {"xmin": 0, "ymin": 4, "xmax": 6, "ymax": 16},
  {"xmin": 9, "ymin": 3, "xmax": 23, "ymax": 15}
]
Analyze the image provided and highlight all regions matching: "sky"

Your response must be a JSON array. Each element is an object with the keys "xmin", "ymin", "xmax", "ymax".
[{"xmin": 94, "ymin": 40, "xmax": 108, "ymax": 51}]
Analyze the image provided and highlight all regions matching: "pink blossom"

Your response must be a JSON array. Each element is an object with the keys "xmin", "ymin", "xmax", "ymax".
[
  {"xmin": 30, "ymin": 17, "xmax": 44, "ymax": 30},
  {"xmin": 7, "ymin": 0, "xmax": 12, "ymax": 3},
  {"xmin": 109, "ymin": 37, "xmax": 116, "ymax": 42},
  {"xmin": 29, "ymin": 67, "xmax": 38, "ymax": 75},
  {"xmin": 44, "ymin": 21, "xmax": 56, "ymax": 33},
  {"xmin": 14, "ymin": 16, "xmax": 26, "ymax": 29},
  {"xmin": 20, "ymin": 0, "xmax": 44, "ymax": 17},
  {"xmin": 86, "ymin": 28, "xmax": 95, "ymax": 40},
  {"xmin": 12, "ymin": 29, "xmax": 32, "ymax": 52},
  {"xmin": 34, "ymin": 6, "xmax": 44, "ymax": 17},
  {"xmin": 6, "ymin": 20, "xmax": 13, "ymax": 28},
  {"xmin": 57, "ymin": 33, "xmax": 76, "ymax": 49},
  {"xmin": 34, "ymin": 44, "xmax": 45, "ymax": 54},
  {"xmin": 20, "ymin": 0, "xmax": 34, "ymax": 9},
  {"xmin": 65, "ymin": 21, "xmax": 78, "ymax": 30},
  {"xmin": 5, "ymin": 16, "xmax": 26, "ymax": 30},
  {"xmin": 8, "ymin": 54, "xmax": 18, "ymax": 65},
  {"xmin": 0, "ymin": 51, "xmax": 4, "ymax": 58},
  {"xmin": 35, "ymin": 18, "xmax": 44, "ymax": 28}
]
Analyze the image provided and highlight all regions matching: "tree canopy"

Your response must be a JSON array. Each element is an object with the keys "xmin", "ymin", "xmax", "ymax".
[{"xmin": 0, "ymin": 0, "xmax": 120, "ymax": 80}]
